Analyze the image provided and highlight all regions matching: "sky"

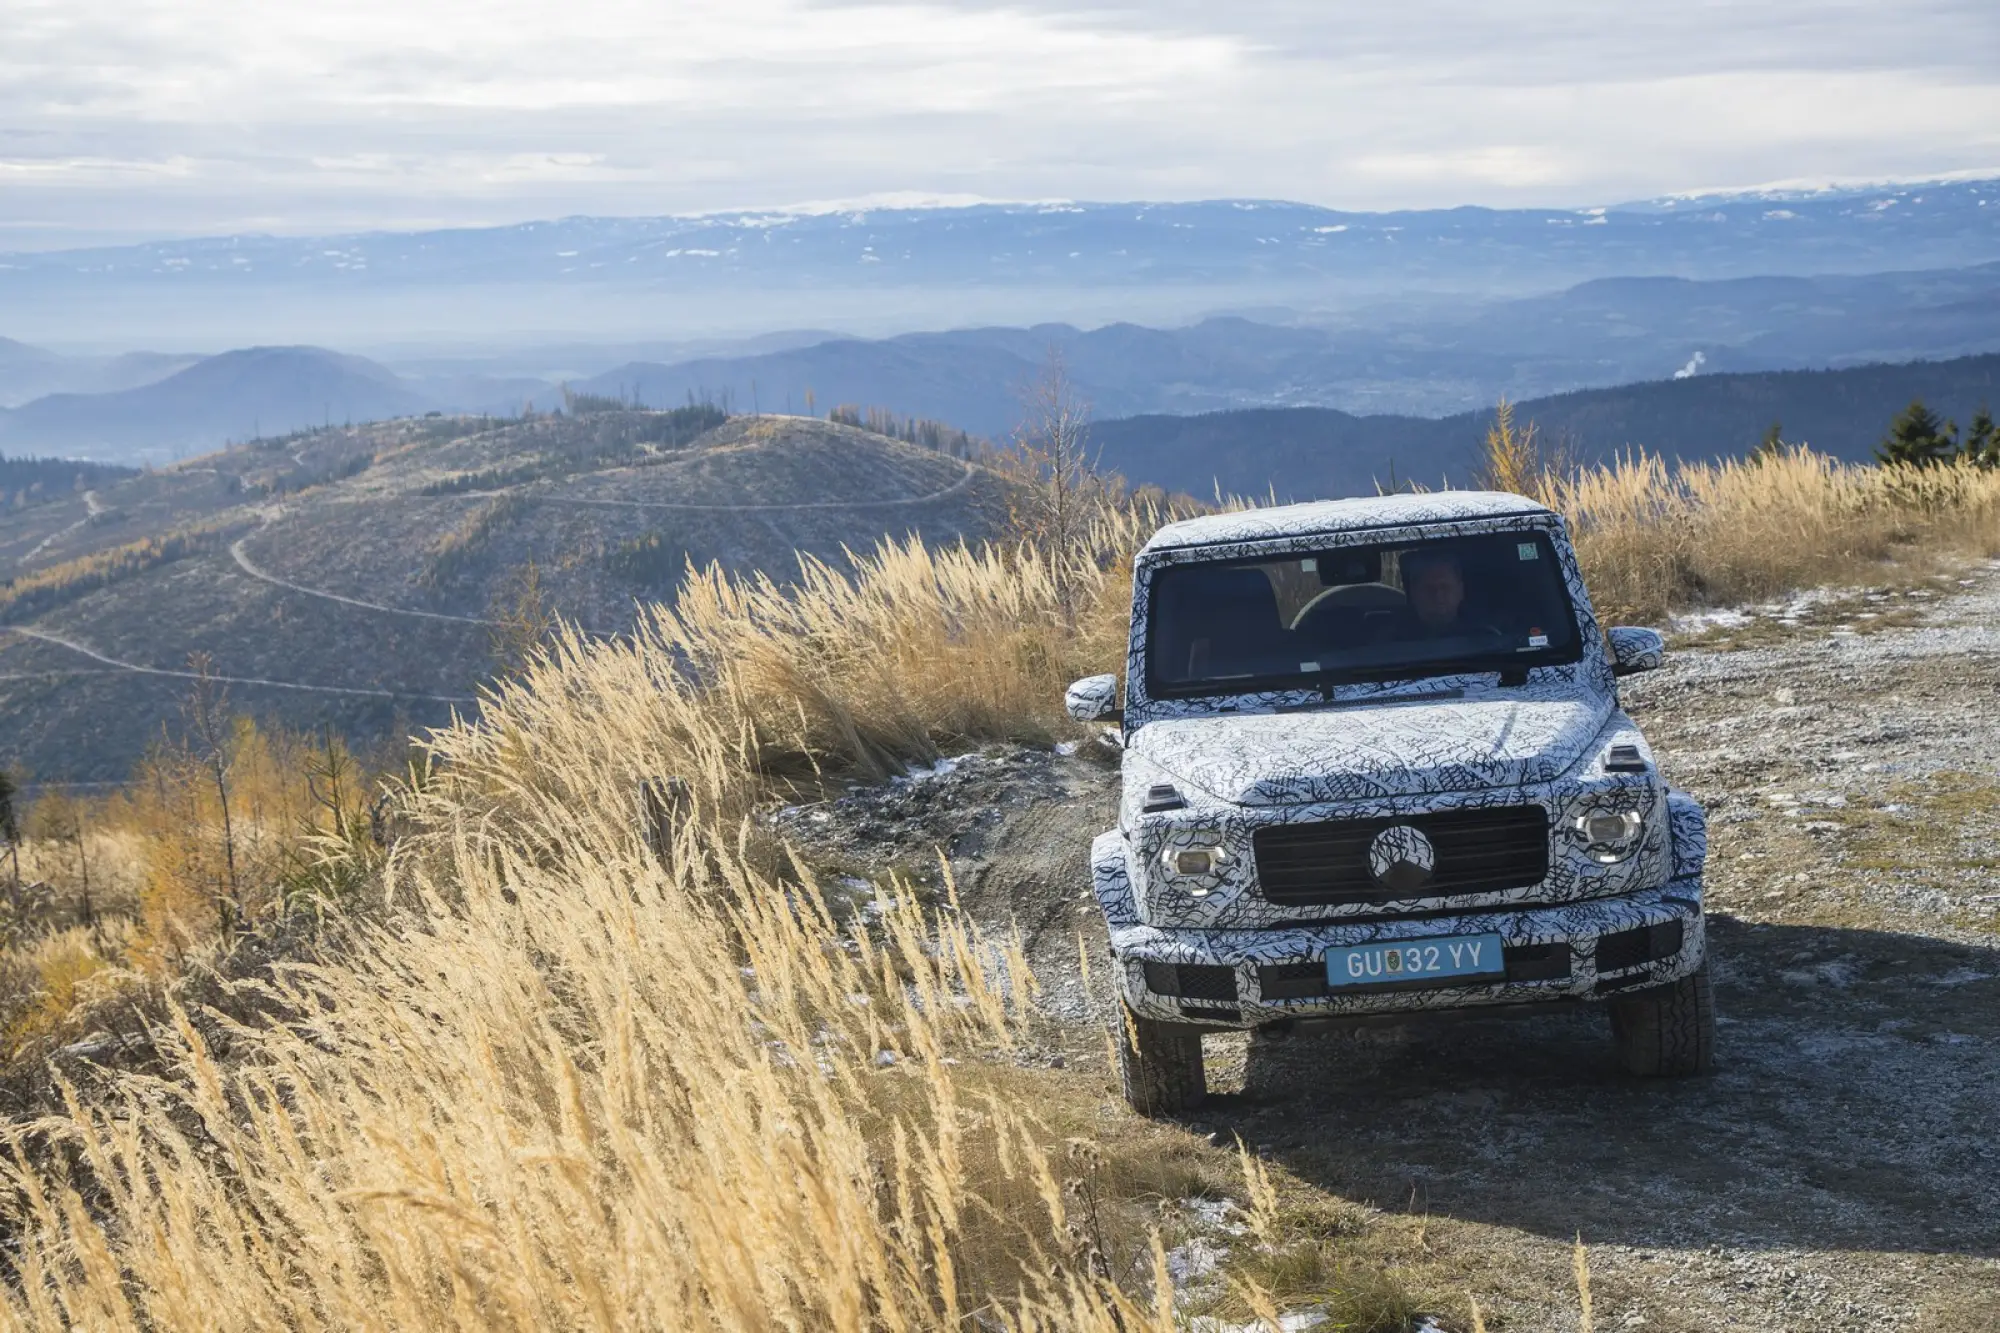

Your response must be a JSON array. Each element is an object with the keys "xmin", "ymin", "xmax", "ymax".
[{"xmin": 3, "ymin": 0, "xmax": 1999, "ymax": 250}]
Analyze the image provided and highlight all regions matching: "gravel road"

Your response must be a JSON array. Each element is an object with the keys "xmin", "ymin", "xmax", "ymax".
[{"xmin": 770, "ymin": 564, "xmax": 2000, "ymax": 1331}]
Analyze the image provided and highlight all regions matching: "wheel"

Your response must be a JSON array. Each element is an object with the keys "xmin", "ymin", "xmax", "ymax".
[
  {"xmin": 1115, "ymin": 1007, "xmax": 1206, "ymax": 1115},
  {"xmin": 1609, "ymin": 962, "xmax": 1716, "ymax": 1076}
]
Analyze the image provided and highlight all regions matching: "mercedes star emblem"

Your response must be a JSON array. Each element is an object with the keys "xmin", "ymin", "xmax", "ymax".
[{"xmin": 1368, "ymin": 824, "xmax": 1436, "ymax": 893}]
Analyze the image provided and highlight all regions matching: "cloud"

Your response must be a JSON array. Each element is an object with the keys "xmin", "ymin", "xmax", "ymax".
[{"xmin": 0, "ymin": 0, "xmax": 1996, "ymax": 246}]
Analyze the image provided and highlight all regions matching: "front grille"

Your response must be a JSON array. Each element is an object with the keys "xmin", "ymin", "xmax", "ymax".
[{"xmin": 1252, "ymin": 806, "xmax": 1549, "ymax": 907}]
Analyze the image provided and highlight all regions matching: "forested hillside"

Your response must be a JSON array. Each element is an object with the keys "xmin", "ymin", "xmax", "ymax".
[{"xmin": 1091, "ymin": 354, "xmax": 2000, "ymax": 500}]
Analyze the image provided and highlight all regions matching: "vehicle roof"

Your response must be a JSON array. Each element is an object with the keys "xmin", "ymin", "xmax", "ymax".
[{"xmin": 1140, "ymin": 491, "xmax": 1555, "ymax": 556}]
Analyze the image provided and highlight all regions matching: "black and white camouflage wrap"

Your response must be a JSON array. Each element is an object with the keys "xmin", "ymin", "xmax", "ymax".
[
  {"xmin": 1085, "ymin": 492, "xmax": 1708, "ymax": 1026},
  {"xmin": 1607, "ymin": 626, "xmax": 1667, "ymax": 675},
  {"xmin": 1064, "ymin": 673, "xmax": 1120, "ymax": 722}
]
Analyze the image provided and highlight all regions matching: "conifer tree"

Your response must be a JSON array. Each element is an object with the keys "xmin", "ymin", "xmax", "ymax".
[
  {"xmin": 1753, "ymin": 421, "xmax": 1785, "ymax": 460},
  {"xmin": 1875, "ymin": 399, "xmax": 1959, "ymax": 468},
  {"xmin": 1962, "ymin": 404, "xmax": 1998, "ymax": 468}
]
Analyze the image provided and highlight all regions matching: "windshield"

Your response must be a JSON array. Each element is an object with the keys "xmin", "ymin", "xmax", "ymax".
[{"xmin": 1146, "ymin": 529, "xmax": 1582, "ymax": 696}]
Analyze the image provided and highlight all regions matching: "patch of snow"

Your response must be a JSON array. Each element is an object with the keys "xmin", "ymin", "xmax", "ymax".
[
  {"xmin": 896, "ymin": 753, "xmax": 980, "ymax": 784},
  {"xmin": 1180, "ymin": 1197, "xmax": 1248, "ymax": 1234},
  {"xmin": 1673, "ymin": 606, "xmax": 1752, "ymax": 633},
  {"xmin": 1166, "ymin": 1237, "xmax": 1226, "ymax": 1283},
  {"xmin": 1190, "ymin": 1314, "xmax": 1325, "ymax": 1333}
]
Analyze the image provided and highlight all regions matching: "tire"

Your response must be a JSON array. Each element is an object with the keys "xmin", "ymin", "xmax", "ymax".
[
  {"xmin": 1115, "ymin": 1008, "xmax": 1206, "ymax": 1115},
  {"xmin": 1610, "ymin": 962, "xmax": 1716, "ymax": 1076}
]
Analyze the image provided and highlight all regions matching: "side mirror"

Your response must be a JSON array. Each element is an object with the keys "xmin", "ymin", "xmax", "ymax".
[
  {"xmin": 1607, "ymin": 627, "xmax": 1666, "ymax": 677},
  {"xmin": 1064, "ymin": 674, "xmax": 1121, "ymax": 723}
]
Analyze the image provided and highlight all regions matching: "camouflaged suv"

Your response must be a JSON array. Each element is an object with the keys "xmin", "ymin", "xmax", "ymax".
[{"xmin": 1064, "ymin": 492, "xmax": 1713, "ymax": 1114}]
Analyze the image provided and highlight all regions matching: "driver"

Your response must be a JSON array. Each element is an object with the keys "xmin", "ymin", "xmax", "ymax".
[{"xmin": 1403, "ymin": 551, "xmax": 1469, "ymax": 636}]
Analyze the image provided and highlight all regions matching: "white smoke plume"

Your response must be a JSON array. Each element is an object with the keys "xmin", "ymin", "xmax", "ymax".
[{"xmin": 1673, "ymin": 350, "xmax": 1707, "ymax": 380}]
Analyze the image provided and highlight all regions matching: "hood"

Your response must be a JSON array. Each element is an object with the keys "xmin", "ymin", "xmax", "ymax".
[{"xmin": 1131, "ymin": 695, "xmax": 1614, "ymax": 806}]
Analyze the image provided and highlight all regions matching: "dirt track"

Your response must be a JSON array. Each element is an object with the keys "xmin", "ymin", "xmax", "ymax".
[{"xmin": 771, "ymin": 566, "xmax": 2000, "ymax": 1330}]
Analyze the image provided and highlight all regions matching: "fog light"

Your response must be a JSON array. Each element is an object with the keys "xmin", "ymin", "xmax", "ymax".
[
  {"xmin": 1159, "ymin": 840, "xmax": 1230, "ymax": 886},
  {"xmin": 1173, "ymin": 849, "xmax": 1217, "ymax": 875},
  {"xmin": 1572, "ymin": 808, "xmax": 1643, "ymax": 864}
]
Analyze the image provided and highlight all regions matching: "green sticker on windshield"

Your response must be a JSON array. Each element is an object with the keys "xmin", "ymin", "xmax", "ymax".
[{"xmin": 1517, "ymin": 542, "xmax": 1538, "ymax": 560}]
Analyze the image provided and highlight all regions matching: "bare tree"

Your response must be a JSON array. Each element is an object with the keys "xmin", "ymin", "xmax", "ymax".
[
  {"xmin": 30, "ymin": 786, "xmax": 95, "ymax": 938},
  {"xmin": 0, "ymin": 767, "xmax": 21, "ymax": 914},
  {"xmin": 183, "ymin": 652, "xmax": 242, "ymax": 933},
  {"xmin": 1006, "ymin": 348, "xmax": 1107, "ymax": 619}
]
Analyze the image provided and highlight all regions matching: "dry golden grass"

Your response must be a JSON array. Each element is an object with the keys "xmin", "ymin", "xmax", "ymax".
[
  {"xmin": 1554, "ymin": 448, "xmax": 2000, "ymax": 624},
  {"xmin": 0, "ymin": 760, "xmax": 1195, "ymax": 1327},
  {"xmin": 418, "ymin": 511, "xmax": 1148, "ymax": 856},
  {"xmin": 0, "ymin": 503, "xmax": 1228, "ymax": 1330}
]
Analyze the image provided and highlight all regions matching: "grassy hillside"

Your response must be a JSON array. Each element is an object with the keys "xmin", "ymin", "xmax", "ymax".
[
  {"xmin": 0, "ymin": 410, "xmax": 1020, "ymax": 780},
  {"xmin": 1091, "ymin": 353, "xmax": 2000, "ymax": 500}
]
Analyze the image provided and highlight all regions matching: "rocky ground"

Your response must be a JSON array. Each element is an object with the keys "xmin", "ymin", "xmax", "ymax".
[{"xmin": 768, "ymin": 565, "xmax": 2000, "ymax": 1331}]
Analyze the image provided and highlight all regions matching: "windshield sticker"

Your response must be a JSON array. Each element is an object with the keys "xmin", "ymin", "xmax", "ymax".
[
  {"xmin": 1300, "ymin": 660, "xmax": 1320, "ymax": 672},
  {"xmin": 1528, "ymin": 633, "xmax": 1550, "ymax": 648},
  {"xmin": 1300, "ymin": 558, "xmax": 1317, "ymax": 572},
  {"xmin": 1518, "ymin": 542, "xmax": 1539, "ymax": 560}
]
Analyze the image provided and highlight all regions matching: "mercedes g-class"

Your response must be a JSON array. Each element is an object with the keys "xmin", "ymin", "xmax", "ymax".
[{"xmin": 1065, "ymin": 492, "xmax": 1713, "ymax": 1114}]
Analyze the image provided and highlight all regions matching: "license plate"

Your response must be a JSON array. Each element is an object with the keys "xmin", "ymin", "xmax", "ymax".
[{"xmin": 1325, "ymin": 933, "xmax": 1507, "ymax": 989}]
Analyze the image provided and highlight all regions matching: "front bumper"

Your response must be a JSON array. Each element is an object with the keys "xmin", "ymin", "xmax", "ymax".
[{"xmin": 1109, "ymin": 875, "xmax": 1706, "ymax": 1028}]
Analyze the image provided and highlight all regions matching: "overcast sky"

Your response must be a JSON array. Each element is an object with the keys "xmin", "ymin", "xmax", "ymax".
[{"xmin": 4, "ymin": 0, "xmax": 1998, "ymax": 250}]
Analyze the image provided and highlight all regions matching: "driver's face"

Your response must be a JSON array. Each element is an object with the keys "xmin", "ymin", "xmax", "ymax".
[{"xmin": 1410, "ymin": 560, "xmax": 1465, "ymax": 629}]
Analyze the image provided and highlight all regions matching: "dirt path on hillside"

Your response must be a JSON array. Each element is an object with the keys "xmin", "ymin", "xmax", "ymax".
[
  {"xmin": 230, "ymin": 525, "xmax": 505, "ymax": 627},
  {"xmin": 0, "ymin": 624, "xmax": 480, "ymax": 705},
  {"xmin": 771, "ymin": 567, "xmax": 2000, "ymax": 1331}
]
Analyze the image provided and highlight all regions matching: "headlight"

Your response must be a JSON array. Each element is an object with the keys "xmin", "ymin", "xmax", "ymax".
[
  {"xmin": 1572, "ymin": 806, "xmax": 1643, "ymax": 864},
  {"xmin": 1158, "ymin": 839, "xmax": 1230, "ymax": 894}
]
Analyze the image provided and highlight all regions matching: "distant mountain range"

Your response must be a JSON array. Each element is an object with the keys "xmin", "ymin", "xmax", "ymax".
[
  {"xmin": 1089, "ymin": 354, "xmax": 2000, "ymax": 501},
  {"xmin": 4, "ymin": 180, "xmax": 1997, "ymax": 344},
  {"xmin": 572, "ymin": 260, "xmax": 2000, "ymax": 431},
  {"xmin": 3, "ymin": 255, "xmax": 1997, "ymax": 465}
]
